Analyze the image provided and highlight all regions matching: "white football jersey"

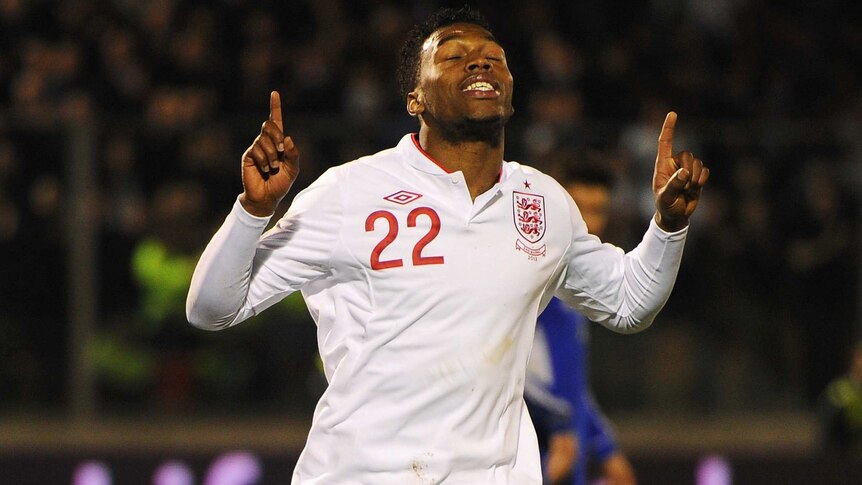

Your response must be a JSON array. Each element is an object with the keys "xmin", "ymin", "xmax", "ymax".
[{"xmin": 187, "ymin": 134, "xmax": 687, "ymax": 484}]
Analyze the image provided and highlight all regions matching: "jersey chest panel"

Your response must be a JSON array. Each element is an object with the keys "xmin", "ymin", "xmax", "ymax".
[{"xmin": 334, "ymin": 166, "xmax": 571, "ymax": 357}]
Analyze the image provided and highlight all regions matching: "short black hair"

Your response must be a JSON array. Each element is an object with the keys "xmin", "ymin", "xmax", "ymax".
[{"xmin": 396, "ymin": 6, "xmax": 491, "ymax": 101}]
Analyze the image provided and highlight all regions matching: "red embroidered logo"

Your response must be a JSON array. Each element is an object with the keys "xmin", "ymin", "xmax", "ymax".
[
  {"xmin": 513, "ymin": 191, "xmax": 546, "ymax": 258},
  {"xmin": 383, "ymin": 190, "xmax": 423, "ymax": 205},
  {"xmin": 513, "ymin": 191, "xmax": 546, "ymax": 243}
]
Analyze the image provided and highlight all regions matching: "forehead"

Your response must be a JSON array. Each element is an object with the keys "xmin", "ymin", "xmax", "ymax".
[{"xmin": 422, "ymin": 23, "xmax": 499, "ymax": 53}]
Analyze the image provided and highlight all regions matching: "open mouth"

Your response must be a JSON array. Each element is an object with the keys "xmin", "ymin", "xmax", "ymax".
[{"xmin": 461, "ymin": 77, "xmax": 501, "ymax": 98}]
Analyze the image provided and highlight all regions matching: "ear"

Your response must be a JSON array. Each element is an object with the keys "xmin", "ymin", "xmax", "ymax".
[{"xmin": 406, "ymin": 89, "xmax": 424, "ymax": 117}]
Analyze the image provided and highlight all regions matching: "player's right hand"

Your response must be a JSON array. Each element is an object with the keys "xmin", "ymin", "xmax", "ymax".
[{"xmin": 239, "ymin": 91, "xmax": 300, "ymax": 217}]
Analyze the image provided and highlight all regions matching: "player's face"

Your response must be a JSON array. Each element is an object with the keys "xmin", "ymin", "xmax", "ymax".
[
  {"xmin": 409, "ymin": 23, "xmax": 514, "ymax": 132},
  {"xmin": 568, "ymin": 182, "xmax": 611, "ymax": 239}
]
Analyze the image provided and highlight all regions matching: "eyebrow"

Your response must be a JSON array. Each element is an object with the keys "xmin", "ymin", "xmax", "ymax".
[{"xmin": 436, "ymin": 30, "xmax": 499, "ymax": 48}]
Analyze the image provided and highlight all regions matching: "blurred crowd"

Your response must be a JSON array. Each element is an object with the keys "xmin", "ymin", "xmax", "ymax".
[{"xmin": 0, "ymin": 0, "xmax": 861, "ymax": 422}]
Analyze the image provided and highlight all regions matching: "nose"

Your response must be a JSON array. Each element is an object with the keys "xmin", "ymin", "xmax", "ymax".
[{"xmin": 467, "ymin": 55, "xmax": 492, "ymax": 72}]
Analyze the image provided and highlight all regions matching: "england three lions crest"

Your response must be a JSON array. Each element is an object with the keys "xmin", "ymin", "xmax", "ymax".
[{"xmin": 513, "ymin": 191, "xmax": 546, "ymax": 258}]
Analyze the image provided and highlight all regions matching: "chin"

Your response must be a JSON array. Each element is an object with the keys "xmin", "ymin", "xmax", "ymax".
[{"xmin": 441, "ymin": 112, "xmax": 511, "ymax": 146}]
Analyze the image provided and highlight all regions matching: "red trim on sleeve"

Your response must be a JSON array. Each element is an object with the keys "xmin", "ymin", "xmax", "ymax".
[{"xmin": 411, "ymin": 133, "xmax": 453, "ymax": 174}]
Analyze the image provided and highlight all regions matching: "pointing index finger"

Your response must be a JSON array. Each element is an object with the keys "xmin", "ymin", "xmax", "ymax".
[
  {"xmin": 269, "ymin": 90, "xmax": 283, "ymax": 131},
  {"xmin": 657, "ymin": 111, "xmax": 677, "ymax": 162}
]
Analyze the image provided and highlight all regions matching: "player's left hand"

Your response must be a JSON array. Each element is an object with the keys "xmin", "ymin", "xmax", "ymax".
[{"xmin": 652, "ymin": 112, "xmax": 710, "ymax": 232}]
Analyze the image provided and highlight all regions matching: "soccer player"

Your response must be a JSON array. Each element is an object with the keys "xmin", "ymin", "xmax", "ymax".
[
  {"xmin": 525, "ymin": 165, "xmax": 636, "ymax": 485},
  {"xmin": 186, "ymin": 7, "xmax": 709, "ymax": 484}
]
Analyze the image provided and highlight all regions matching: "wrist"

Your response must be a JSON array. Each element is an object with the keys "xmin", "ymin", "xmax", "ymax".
[
  {"xmin": 239, "ymin": 193, "xmax": 276, "ymax": 217},
  {"xmin": 654, "ymin": 212, "xmax": 688, "ymax": 233}
]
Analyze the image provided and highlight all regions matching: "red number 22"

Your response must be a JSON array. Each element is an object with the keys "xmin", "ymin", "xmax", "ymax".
[{"xmin": 365, "ymin": 207, "xmax": 444, "ymax": 270}]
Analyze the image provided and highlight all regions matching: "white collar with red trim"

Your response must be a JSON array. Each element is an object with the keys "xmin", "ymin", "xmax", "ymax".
[{"xmin": 398, "ymin": 134, "xmax": 505, "ymax": 183}]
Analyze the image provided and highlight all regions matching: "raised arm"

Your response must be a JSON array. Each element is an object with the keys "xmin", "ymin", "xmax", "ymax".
[
  {"xmin": 558, "ymin": 112, "xmax": 708, "ymax": 333},
  {"xmin": 186, "ymin": 92, "xmax": 303, "ymax": 330}
]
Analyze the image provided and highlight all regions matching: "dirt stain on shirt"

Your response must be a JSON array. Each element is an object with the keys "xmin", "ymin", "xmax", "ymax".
[{"xmin": 483, "ymin": 335, "xmax": 515, "ymax": 365}]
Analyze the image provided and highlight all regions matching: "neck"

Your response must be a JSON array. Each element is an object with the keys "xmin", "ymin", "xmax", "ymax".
[{"xmin": 418, "ymin": 125, "xmax": 504, "ymax": 200}]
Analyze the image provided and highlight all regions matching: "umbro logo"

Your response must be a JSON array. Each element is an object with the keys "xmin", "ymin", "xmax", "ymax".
[{"xmin": 383, "ymin": 190, "xmax": 423, "ymax": 205}]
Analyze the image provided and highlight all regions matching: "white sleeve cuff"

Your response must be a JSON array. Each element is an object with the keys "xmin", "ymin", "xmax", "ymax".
[{"xmin": 232, "ymin": 196, "xmax": 273, "ymax": 229}]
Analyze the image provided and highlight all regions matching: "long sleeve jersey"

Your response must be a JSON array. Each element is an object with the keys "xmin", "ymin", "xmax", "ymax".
[{"xmin": 186, "ymin": 134, "xmax": 687, "ymax": 484}]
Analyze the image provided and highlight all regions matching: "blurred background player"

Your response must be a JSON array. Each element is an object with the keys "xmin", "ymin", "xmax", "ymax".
[{"xmin": 526, "ymin": 163, "xmax": 637, "ymax": 485}]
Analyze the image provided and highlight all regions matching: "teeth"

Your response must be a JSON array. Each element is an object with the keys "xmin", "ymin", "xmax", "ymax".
[{"xmin": 464, "ymin": 81, "xmax": 495, "ymax": 92}]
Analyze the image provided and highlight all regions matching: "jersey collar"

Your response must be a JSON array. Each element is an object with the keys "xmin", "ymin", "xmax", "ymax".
[
  {"xmin": 399, "ymin": 134, "xmax": 506, "ymax": 184},
  {"xmin": 397, "ymin": 134, "xmax": 452, "ymax": 175}
]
